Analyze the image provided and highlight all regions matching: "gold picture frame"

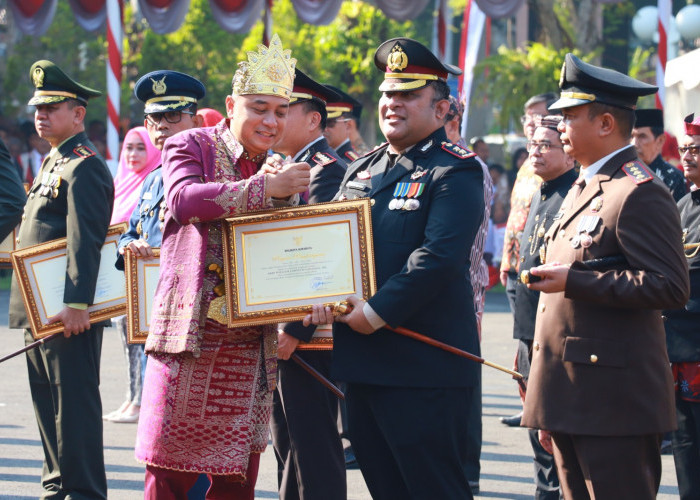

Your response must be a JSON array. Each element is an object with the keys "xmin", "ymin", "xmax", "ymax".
[
  {"xmin": 222, "ymin": 199, "xmax": 376, "ymax": 328},
  {"xmin": 125, "ymin": 249, "xmax": 160, "ymax": 344},
  {"xmin": 11, "ymin": 223, "xmax": 128, "ymax": 339},
  {"xmin": 0, "ymin": 226, "xmax": 18, "ymax": 268}
]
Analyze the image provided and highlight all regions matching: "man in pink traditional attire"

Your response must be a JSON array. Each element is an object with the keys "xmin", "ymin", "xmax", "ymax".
[{"xmin": 135, "ymin": 35, "xmax": 310, "ymax": 499}]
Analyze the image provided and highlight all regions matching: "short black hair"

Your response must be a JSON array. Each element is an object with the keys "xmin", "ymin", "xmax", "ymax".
[
  {"xmin": 649, "ymin": 126, "xmax": 664, "ymax": 139},
  {"xmin": 429, "ymin": 80, "xmax": 450, "ymax": 105},
  {"xmin": 301, "ymin": 99, "xmax": 327, "ymax": 130},
  {"xmin": 587, "ymin": 102, "xmax": 635, "ymax": 138}
]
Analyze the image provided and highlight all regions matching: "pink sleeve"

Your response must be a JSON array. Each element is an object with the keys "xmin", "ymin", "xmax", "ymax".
[{"xmin": 162, "ymin": 130, "xmax": 268, "ymax": 225}]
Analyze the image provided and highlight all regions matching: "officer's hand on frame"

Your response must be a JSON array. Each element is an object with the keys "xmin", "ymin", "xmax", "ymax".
[
  {"xmin": 277, "ymin": 330, "xmax": 300, "ymax": 360},
  {"xmin": 48, "ymin": 306, "xmax": 91, "ymax": 338},
  {"xmin": 265, "ymin": 161, "xmax": 311, "ymax": 198},
  {"xmin": 121, "ymin": 240, "xmax": 155, "ymax": 258},
  {"xmin": 303, "ymin": 304, "xmax": 334, "ymax": 327},
  {"xmin": 499, "ymin": 270, "xmax": 508, "ymax": 287},
  {"xmin": 526, "ymin": 262, "xmax": 569, "ymax": 294},
  {"xmin": 335, "ymin": 295, "xmax": 376, "ymax": 335}
]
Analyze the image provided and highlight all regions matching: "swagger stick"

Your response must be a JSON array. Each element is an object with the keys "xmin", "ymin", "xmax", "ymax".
[
  {"xmin": 333, "ymin": 302, "xmax": 525, "ymax": 388},
  {"xmin": 290, "ymin": 353, "xmax": 345, "ymax": 400},
  {"xmin": 0, "ymin": 331, "xmax": 63, "ymax": 364}
]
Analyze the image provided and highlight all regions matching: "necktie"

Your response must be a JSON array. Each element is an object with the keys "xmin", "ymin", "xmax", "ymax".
[{"xmin": 572, "ymin": 177, "xmax": 586, "ymax": 200}]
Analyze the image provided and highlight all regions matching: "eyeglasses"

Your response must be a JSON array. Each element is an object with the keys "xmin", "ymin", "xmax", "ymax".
[
  {"xmin": 678, "ymin": 144, "xmax": 700, "ymax": 156},
  {"xmin": 145, "ymin": 110, "xmax": 195, "ymax": 125},
  {"xmin": 526, "ymin": 141, "xmax": 564, "ymax": 154},
  {"xmin": 520, "ymin": 113, "xmax": 543, "ymax": 125}
]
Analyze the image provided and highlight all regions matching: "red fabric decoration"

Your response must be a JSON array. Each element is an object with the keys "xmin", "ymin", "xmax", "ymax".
[
  {"xmin": 14, "ymin": 0, "xmax": 44, "ymax": 17},
  {"xmin": 77, "ymin": 0, "xmax": 104, "ymax": 14},
  {"xmin": 213, "ymin": 0, "xmax": 246, "ymax": 12},
  {"xmin": 146, "ymin": 0, "xmax": 173, "ymax": 8}
]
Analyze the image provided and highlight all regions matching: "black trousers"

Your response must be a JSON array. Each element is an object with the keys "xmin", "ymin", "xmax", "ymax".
[
  {"xmin": 464, "ymin": 365, "xmax": 482, "ymax": 484},
  {"xmin": 270, "ymin": 351, "xmax": 345, "ymax": 500},
  {"xmin": 346, "ymin": 383, "xmax": 474, "ymax": 500},
  {"xmin": 673, "ymin": 392, "xmax": 700, "ymax": 500},
  {"xmin": 25, "ymin": 327, "xmax": 107, "ymax": 500}
]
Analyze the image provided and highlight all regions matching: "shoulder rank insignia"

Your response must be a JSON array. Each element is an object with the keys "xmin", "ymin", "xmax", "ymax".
[
  {"xmin": 622, "ymin": 161, "xmax": 653, "ymax": 185},
  {"xmin": 441, "ymin": 141, "xmax": 476, "ymax": 159},
  {"xmin": 344, "ymin": 151, "xmax": 359, "ymax": 162},
  {"xmin": 362, "ymin": 141, "xmax": 389, "ymax": 158},
  {"xmin": 73, "ymin": 145, "xmax": 96, "ymax": 159},
  {"xmin": 311, "ymin": 152, "xmax": 337, "ymax": 167}
]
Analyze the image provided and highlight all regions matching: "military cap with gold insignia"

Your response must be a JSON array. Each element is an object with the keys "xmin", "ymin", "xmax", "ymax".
[
  {"xmin": 550, "ymin": 53, "xmax": 657, "ymax": 111},
  {"xmin": 28, "ymin": 60, "xmax": 101, "ymax": 106},
  {"xmin": 374, "ymin": 37, "xmax": 462, "ymax": 92},
  {"xmin": 323, "ymin": 85, "xmax": 361, "ymax": 120},
  {"xmin": 134, "ymin": 70, "xmax": 206, "ymax": 114}
]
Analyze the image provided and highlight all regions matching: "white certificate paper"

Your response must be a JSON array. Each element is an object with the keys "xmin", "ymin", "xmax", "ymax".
[{"xmin": 242, "ymin": 222, "xmax": 355, "ymax": 305}]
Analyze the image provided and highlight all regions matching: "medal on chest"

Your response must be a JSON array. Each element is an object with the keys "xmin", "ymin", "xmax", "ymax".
[{"xmin": 389, "ymin": 182, "xmax": 425, "ymax": 211}]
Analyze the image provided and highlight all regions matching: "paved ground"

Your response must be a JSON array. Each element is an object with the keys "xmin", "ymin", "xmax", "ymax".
[{"xmin": 0, "ymin": 289, "xmax": 680, "ymax": 499}]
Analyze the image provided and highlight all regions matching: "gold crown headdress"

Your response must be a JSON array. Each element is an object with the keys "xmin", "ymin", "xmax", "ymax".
[{"xmin": 232, "ymin": 34, "xmax": 296, "ymax": 99}]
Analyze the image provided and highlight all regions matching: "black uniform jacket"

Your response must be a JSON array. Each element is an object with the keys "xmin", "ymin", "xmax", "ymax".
[
  {"xmin": 335, "ymin": 139, "xmax": 359, "ymax": 164},
  {"xmin": 665, "ymin": 189, "xmax": 700, "ymax": 362},
  {"xmin": 331, "ymin": 127, "xmax": 485, "ymax": 388},
  {"xmin": 513, "ymin": 168, "xmax": 577, "ymax": 340},
  {"xmin": 281, "ymin": 137, "xmax": 347, "ymax": 342},
  {"xmin": 650, "ymin": 154, "xmax": 686, "ymax": 202},
  {"xmin": 0, "ymin": 138, "xmax": 26, "ymax": 241},
  {"xmin": 9, "ymin": 132, "xmax": 114, "ymax": 328}
]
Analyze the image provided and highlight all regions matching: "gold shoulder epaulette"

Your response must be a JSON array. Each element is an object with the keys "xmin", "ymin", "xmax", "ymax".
[
  {"xmin": 622, "ymin": 161, "xmax": 653, "ymax": 185},
  {"xmin": 441, "ymin": 141, "xmax": 476, "ymax": 159},
  {"xmin": 311, "ymin": 152, "xmax": 337, "ymax": 167},
  {"xmin": 73, "ymin": 145, "xmax": 96, "ymax": 159}
]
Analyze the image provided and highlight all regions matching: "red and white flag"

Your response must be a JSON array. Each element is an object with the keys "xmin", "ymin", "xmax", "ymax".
[
  {"xmin": 657, "ymin": 0, "xmax": 670, "ymax": 108},
  {"xmin": 457, "ymin": 0, "xmax": 487, "ymax": 136}
]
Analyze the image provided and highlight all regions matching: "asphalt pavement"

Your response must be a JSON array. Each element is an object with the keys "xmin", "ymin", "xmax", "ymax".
[{"xmin": 0, "ymin": 289, "xmax": 680, "ymax": 499}]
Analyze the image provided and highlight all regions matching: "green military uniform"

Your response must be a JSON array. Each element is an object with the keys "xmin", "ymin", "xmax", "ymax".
[
  {"xmin": 0, "ymin": 137, "xmax": 26, "ymax": 242},
  {"xmin": 9, "ymin": 60, "xmax": 114, "ymax": 500}
]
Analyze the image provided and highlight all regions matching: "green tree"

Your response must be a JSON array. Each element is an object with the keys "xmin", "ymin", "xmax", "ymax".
[
  {"xmin": 1, "ymin": 1, "xmax": 106, "ymax": 124},
  {"xmin": 473, "ymin": 43, "xmax": 593, "ymax": 130}
]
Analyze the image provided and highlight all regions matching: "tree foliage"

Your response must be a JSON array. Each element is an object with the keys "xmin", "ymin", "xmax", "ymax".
[{"xmin": 473, "ymin": 43, "xmax": 594, "ymax": 130}]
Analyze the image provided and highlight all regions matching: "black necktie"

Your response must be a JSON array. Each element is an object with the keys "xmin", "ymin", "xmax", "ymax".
[{"xmin": 572, "ymin": 177, "xmax": 586, "ymax": 200}]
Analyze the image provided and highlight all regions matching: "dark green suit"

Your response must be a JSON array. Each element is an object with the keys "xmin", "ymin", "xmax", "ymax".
[
  {"xmin": 0, "ymin": 137, "xmax": 26, "ymax": 242},
  {"xmin": 9, "ymin": 131, "xmax": 113, "ymax": 499}
]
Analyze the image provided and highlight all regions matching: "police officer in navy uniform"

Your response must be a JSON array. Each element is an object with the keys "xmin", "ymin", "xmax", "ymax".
[
  {"xmin": 9, "ymin": 60, "xmax": 114, "ymax": 499},
  {"xmin": 268, "ymin": 68, "xmax": 348, "ymax": 500},
  {"xmin": 523, "ymin": 54, "xmax": 689, "ymax": 499},
  {"xmin": 116, "ymin": 70, "xmax": 205, "ymax": 269},
  {"xmin": 632, "ymin": 108, "xmax": 686, "ymax": 201},
  {"xmin": 323, "ymin": 84, "xmax": 362, "ymax": 164},
  {"xmin": 307, "ymin": 37, "xmax": 485, "ymax": 500}
]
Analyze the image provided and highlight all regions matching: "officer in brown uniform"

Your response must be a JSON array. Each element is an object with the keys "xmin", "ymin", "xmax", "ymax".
[
  {"xmin": 10, "ymin": 60, "xmax": 114, "ymax": 499},
  {"xmin": 523, "ymin": 54, "xmax": 689, "ymax": 499}
]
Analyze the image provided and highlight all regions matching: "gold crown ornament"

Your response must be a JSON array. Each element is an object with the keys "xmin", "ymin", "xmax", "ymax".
[{"xmin": 232, "ymin": 34, "xmax": 296, "ymax": 99}]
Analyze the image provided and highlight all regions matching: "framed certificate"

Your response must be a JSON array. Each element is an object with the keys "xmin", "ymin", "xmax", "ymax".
[
  {"xmin": 11, "ymin": 224, "xmax": 128, "ymax": 339},
  {"xmin": 125, "ymin": 249, "xmax": 160, "ymax": 344},
  {"xmin": 0, "ymin": 226, "xmax": 18, "ymax": 268},
  {"xmin": 222, "ymin": 199, "xmax": 376, "ymax": 327}
]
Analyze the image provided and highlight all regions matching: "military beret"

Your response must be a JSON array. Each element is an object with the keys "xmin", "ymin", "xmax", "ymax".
[
  {"xmin": 28, "ymin": 60, "xmax": 101, "ymax": 106},
  {"xmin": 550, "ymin": 53, "xmax": 657, "ymax": 111},
  {"xmin": 374, "ymin": 37, "xmax": 461, "ymax": 92},
  {"xmin": 134, "ymin": 70, "xmax": 205, "ymax": 114}
]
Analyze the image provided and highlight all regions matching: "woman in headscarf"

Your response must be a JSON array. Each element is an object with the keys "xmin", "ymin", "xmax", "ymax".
[{"xmin": 105, "ymin": 126, "xmax": 160, "ymax": 423}]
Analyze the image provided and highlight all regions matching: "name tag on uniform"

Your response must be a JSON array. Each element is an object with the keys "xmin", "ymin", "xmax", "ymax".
[{"xmin": 346, "ymin": 181, "xmax": 369, "ymax": 192}]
